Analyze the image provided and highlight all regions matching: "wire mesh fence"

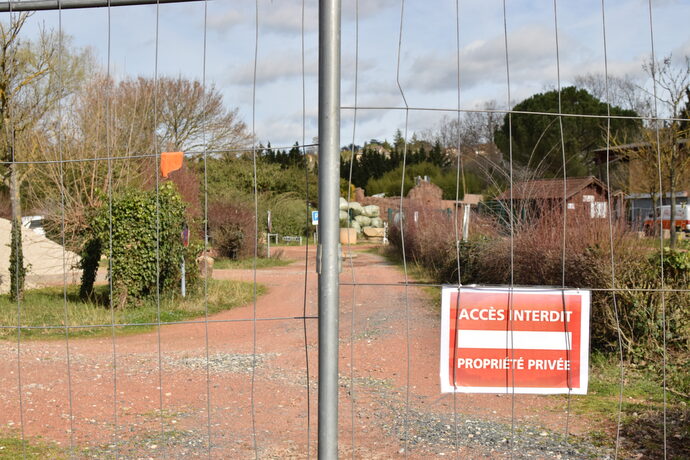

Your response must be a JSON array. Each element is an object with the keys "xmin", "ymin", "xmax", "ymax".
[{"xmin": 1, "ymin": 0, "xmax": 689, "ymax": 459}]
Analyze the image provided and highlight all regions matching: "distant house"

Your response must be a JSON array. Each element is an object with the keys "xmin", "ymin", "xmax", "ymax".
[
  {"xmin": 495, "ymin": 176, "xmax": 623, "ymax": 219},
  {"xmin": 590, "ymin": 138, "xmax": 690, "ymax": 194}
]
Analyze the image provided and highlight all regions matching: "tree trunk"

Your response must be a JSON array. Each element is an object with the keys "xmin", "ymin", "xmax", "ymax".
[{"xmin": 9, "ymin": 160, "xmax": 25, "ymax": 301}]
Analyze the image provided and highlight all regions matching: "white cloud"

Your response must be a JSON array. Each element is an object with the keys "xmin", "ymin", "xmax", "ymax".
[
  {"xmin": 207, "ymin": 9, "xmax": 245, "ymax": 30},
  {"xmin": 259, "ymin": 0, "xmax": 319, "ymax": 35},
  {"xmin": 208, "ymin": 0, "xmax": 400, "ymax": 37},
  {"xmin": 406, "ymin": 25, "xmax": 568, "ymax": 94},
  {"xmin": 228, "ymin": 50, "xmax": 318, "ymax": 85}
]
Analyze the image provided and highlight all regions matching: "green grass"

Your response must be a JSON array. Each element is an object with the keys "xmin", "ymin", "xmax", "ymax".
[
  {"xmin": 569, "ymin": 352, "xmax": 689, "ymax": 458},
  {"xmin": 570, "ymin": 353, "xmax": 661, "ymax": 418},
  {"xmin": 213, "ymin": 256, "xmax": 292, "ymax": 270},
  {"xmin": 636, "ymin": 234, "xmax": 690, "ymax": 250},
  {"xmin": 365, "ymin": 245, "xmax": 443, "ymax": 311},
  {"xmin": 0, "ymin": 280, "xmax": 261, "ymax": 340},
  {"xmin": 0, "ymin": 435, "xmax": 66, "ymax": 459}
]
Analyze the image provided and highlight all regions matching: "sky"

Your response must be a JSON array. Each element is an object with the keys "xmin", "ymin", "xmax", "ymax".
[{"xmin": 12, "ymin": 0, "xmax": 690, "ymax": 149}]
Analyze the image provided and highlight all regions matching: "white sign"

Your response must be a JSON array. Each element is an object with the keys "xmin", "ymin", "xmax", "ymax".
[{"xmin": 312, "ymin": 210, "xmax": 319, "ymax": 225}]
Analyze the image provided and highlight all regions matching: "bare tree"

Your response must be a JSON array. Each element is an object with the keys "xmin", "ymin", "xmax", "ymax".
[
  {"xmin": 156, "ymin": 76, "xmax": 251, "ymax": 152},
  {"xmin": 617, "ymin": 55, "xmax": 690, "ymax": 247},
  {"xmin": 29, "ymin": 75, "xmax": 155, "ymax": 248},
  {"xmin": 425, "ymin": 100, "xmax": 499, "ymax": 152},
  {"xmin": 29, "ymin": 74, "xmax": 252, "ymax": 249},
  {"xmin": 574, "ymin": 73, "xmax": 653, "ymax": 118},
  {"xmin": 0, "ymin": 14, "xmax": 91, "ymax": 299}
]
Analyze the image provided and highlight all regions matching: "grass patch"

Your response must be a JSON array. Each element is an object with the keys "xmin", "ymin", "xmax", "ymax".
[
  {"xmin": 571, "ymin": 352, "xmax": 682, "ymax": 417},
  {"xmin": 0, "ymin": 435, "xmax": 66, "ymax": 459},
  {"xmin": 214, "ymin": 256, "xmax": 292, "ymax": 270},
  {"xmin": 570, "ymin": 352, "xmax": 689, "ymax": 458},
  {"xmin": 374, "ymin": 246, "xmax": 436, "ymax": 283},
  {"xmin": 0, "ymin": 280, "xmax": 261, "ymax": 340},
  {"xmin": 366, "ymin": 245, "xmax": 443, "ymax": 311}
]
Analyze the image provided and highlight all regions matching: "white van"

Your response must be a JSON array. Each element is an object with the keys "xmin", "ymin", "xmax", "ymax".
[{"xmin": 644, "ymin": 204, "xmax": 690, "ymax": 232}]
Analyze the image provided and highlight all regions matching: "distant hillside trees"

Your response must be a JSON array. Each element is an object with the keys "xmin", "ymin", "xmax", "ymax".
[{"xmin": 341, "ymin": 138, "xmax": 448, "ymax": 191}]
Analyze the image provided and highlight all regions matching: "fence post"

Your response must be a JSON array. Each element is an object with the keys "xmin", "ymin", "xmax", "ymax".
[{"xmin": 318, "ymin": 0, "xmax": 341, "ymax": 459}]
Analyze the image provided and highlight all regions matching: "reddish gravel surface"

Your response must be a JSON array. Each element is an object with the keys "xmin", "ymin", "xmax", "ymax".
[{"xmin": 0, "ymin": 245, "xmax": 607, "ymax": 459}]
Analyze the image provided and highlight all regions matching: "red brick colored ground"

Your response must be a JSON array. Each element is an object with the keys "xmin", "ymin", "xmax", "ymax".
[{"xmin": 0, "ymin": 245, "xmax": 601, "ymax": 459}]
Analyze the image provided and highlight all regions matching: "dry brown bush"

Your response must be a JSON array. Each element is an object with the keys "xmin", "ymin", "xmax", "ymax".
[{"xmin": 208, "ymin": 200, "xmax": 256, "ymax": 259}]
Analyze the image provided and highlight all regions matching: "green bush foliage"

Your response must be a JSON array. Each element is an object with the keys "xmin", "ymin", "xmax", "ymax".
[
  {"xmin": 81, "ymin": 182, "xmax": 190, "ymax": 307},
  {"xmin": 203, "ymin": 156, "xmax": 317, "ymax": 204},
  {"xmin": 265, "ymin": 193, "xmax": 312, "ymax": 237},
  {"xmin": 366, "ymin": 162, "xmax": 483, "ymax": 199}
]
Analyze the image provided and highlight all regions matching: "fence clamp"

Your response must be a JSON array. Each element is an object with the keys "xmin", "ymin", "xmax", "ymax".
[
  {"xmin": 316, "ymin": 244, "xmax": 321, "ymax": 274},
  {"xmin": 316, "ymin": 244, "xmax": 343, "ymax": 274}
]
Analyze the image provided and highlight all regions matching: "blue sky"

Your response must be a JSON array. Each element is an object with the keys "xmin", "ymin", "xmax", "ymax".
[{"xmin": 14, "ymin": 0, "xmax": 690, "ymax": 148}]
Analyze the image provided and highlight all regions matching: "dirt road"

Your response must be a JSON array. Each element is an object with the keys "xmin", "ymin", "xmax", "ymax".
[{"xmin": 0, "ymin": 245, "xmax": 608, "ymax": 459}]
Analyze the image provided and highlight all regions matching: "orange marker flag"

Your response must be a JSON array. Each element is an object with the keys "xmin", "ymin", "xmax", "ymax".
[{"xmin": 161, "ymin": 151, "xmax": 184, "ymax": 178}]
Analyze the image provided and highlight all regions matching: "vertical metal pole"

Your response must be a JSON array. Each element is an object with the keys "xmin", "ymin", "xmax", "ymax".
[
  {"xmin": 180, "ymin": 257, "xmax": 186, "ymax": 297},
  {"xmin": 267, "ymin": 210, "xmax": 272, "ymax": 258},
  {"xmin": 318, "ymin": 0, "xmax": 340, "ymax": 458},
  {"xmin": 462, "ymin": 204, "xmax": 470, "ymax": 241}
]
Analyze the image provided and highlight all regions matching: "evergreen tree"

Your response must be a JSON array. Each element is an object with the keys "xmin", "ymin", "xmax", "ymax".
[
  {"xmin": 428, "ymin": 140, "xmax": 447, "ymax": 167},
  {"xmin": 288, "ymin": 142, "xmax": 301, "ymax": 167},
  {"xmin": 495, "ymin": 86, "xmax": 640, "ymax": 177}
]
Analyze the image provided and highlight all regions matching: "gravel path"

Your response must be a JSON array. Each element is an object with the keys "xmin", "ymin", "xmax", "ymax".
[{"xmin": 0, "ymin": 245, "xmax": 619, "ymax": 458}]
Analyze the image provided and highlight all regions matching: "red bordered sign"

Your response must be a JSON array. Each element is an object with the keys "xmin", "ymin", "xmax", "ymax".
[{"xmin": 440, "ymin": 287, "xmax": 590, "ymax": 394}]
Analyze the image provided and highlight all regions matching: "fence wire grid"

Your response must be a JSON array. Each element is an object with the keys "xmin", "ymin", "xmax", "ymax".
[{"xmin": 0, "ymin": 1, "xmax": 689, "ymax": 459}]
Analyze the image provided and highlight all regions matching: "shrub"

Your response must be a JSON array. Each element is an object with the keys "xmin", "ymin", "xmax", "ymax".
[
  {"xmin": 265, "ymin": 193, "xmax": 312, "ymax": 237},
  {"xmin": 208, "ymin": 200, "xmax": 256, "ymax": 259},
  {"xmin": 390, "ymin": 203, "xmax": 690, "ymax": 367},
  {"xmin": 168, "ymin": 163, "xmax": 202, "ymax": 235},
  {"xmin": 366, "ymin": 162, "xmax": 483, "ymax": 199},
  {"xmin": 81, "ymin": 182, "xmax": 189, "ymax": 307},
  {"xmin": 388, "ymin": 204, "xmax": 496, "ymax": 283}
]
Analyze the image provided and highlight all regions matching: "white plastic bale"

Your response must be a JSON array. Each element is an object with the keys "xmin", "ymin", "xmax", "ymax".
[
  {"xmin": 348, "ymin": 201, "xmax": 363, "ymax": 216},
  {"xmin": 354, "ymin": 215, "xmax": 371, "ymax": 226},
  {"xmin": 339, "ymin": 197, "xmax": 349, "ymax": 210},
  {"xmin": 362, "ymin": 205, "xmax": 380, "ymax": 218},
  {"xmin": 370, "ymin": 217, "xmax": 383, "ymax": 228}
]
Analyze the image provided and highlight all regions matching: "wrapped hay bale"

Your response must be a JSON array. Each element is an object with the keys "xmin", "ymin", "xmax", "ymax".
[
  {"xmin": 348, "ymin": 201, "xmax": 363, "ymax": 216},
  {"xmin": 339, "ymin": 197, "xmax": 349, "ymax": 210},
  {"xmin": 339, "ymin": 210, "xmax": 349, "ymax": 223},
  {"xmin": 354, "ymin": 215, "xmax": 371, "ymax": 227},
  {"xmin": 370, "ymin": 217, "xmax": 383, "ymax": 228},
  {"xmin": 350, "ymin": 220, "xmax": 362, "ymax": 233},
  {"xmin": 362, "ymin": 205, "xmax": 380, "ymax": 218}
]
